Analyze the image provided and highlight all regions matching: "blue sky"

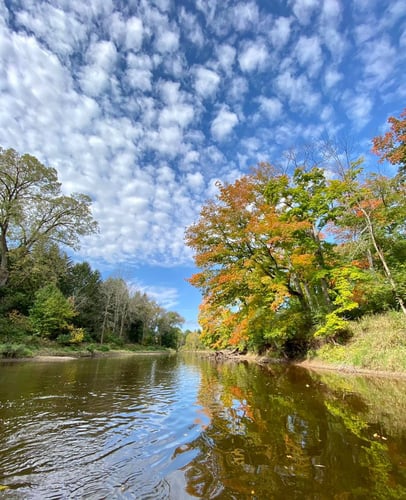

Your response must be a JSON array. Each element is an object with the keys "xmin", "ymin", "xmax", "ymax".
[{"xmin": 0, "ymin": 0, "xmax": 405, "ymax": 330}]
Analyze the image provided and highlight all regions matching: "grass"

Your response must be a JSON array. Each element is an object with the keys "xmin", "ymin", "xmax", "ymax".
[{"xmin": 308, "ymin": 311, "xmax": 406, "ymax": 372}]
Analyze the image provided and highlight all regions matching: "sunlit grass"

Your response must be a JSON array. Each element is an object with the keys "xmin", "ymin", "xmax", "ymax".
[{"xmin": 309, "ymin": 311, "xmax": 406, "ymax": 372}]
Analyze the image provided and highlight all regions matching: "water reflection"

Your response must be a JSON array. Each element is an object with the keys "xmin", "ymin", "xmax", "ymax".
[
  {"xmin": 176, "ymin": 358, "xmax": 406, "ymax": 499},
  {"xmin": 0, "ymin": 355, "xmax": 405, "ymax": 499}
]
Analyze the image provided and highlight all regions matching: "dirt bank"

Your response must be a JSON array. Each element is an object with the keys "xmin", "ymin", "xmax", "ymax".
[{"xmin": 296, "ymin": 359, "xmax": 406, "ymax": 379}]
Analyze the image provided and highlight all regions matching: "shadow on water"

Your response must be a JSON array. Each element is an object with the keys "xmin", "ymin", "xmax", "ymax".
[{"xmin": 0, "ymin": 354, "xmax": 405, "ymax": 499}]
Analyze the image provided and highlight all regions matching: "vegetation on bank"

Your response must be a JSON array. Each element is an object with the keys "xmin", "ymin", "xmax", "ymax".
[
  {"xmin": 307, "ymin": 311, "xmax": 406, "ymax": 373},
  {"xmin": 0, "ymin": 337, "xmax": 175, "ymax": 360},
  {"xmin": 186, "ymin": 109, "xmax": 406, "ymax": 359},
  {"xmin": 0, "ymin": 147, "xmax": 186, "ymax": 353}
]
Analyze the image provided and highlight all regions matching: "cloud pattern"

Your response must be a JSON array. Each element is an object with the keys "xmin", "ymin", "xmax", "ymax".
[{"xmin": 0, "ymin": 0, "xmax": 405, "ymax": 315}]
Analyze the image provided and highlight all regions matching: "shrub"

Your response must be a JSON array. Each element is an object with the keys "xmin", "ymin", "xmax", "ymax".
[{"xmin": 0, "ymin": 343, "xmax": 33, "ymax": 358}]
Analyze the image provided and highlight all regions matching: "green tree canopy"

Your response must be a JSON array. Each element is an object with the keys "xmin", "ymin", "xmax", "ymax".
[
  {"xmin": 29, "ymin": 284, "xmax": 77, "ymax": 339},
  {"xmin": 0, "ymin": 147, "xmax": 98, "ymax": 287}
]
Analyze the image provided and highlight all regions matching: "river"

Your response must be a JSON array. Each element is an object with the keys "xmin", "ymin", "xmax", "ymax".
[{"xmin": 0, "ymin": 354, "xmax": 405, "ymax": 499}]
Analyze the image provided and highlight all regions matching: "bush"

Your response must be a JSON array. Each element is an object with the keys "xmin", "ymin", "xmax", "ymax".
[
  {"xmin": 96, "ymin": 344, "xmax": 110, "ymax": 352},
  {"xmin": 56, "ymin": 327, "xmax": 85, "ymax": 346},
  {"xmin": 0, "ymin": 343, "xmax": 33, "ymax": 358}
]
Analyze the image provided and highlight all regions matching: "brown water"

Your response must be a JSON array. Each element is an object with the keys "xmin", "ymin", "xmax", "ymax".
[{"xmin": 0, "ymin": 354, "xmax": 405, "ymax": 499}]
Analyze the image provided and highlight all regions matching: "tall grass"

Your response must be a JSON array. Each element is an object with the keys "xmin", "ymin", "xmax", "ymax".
[{"xmin": 309, "ymin": 311, "xmax": 406, "ymax": 372}]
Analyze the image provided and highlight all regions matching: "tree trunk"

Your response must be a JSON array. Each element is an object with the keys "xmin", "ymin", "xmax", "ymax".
[
  {"xmin": 0, "ymin": 227, "xmax": 9, "ymax": 287},
  {"xmin": 312, "ymin": 228, "xmax": 332, "ymax": 310},
  {"xmin": 361, "ymin": 207, "xmax": 406, "ymax": 315}
]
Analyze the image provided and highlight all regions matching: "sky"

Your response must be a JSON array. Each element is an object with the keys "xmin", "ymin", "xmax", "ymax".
[{"xmin": 0, "ymin": 0, "xmax": 405, "ymax": 330}]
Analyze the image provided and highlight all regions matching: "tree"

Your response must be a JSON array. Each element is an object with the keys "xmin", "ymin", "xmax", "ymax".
[
  {"xmin": 157, "ymin": 310, "xmax": 185, "ymax": 348},
  {"xmin": 186, "ymin": 163, "xmax": 343, "ymax": 352},
  {"xmin": 100, "ymin": 278, "xmax": 130, "ymax": 343},
  {"xmin": 0, "ymin": 147, "xmax": 98, "ymax": 287},
  {"xmin": 0, "ymin": 242, "xmax": 71, "ymax": 316},
  {"xmin": 330, "ymin": 162, "xmax": 406, "ymax": 315},
  {"xmin": 59, "ymin": 261, "xmax": 103, "ymax": 335},
  {"xmin": 372, "ymin": 108, "xmax": 406, "ymax": 177},
  {"xmin": 29, "ymin": 284, "xmax": 77, "ymax": 339}
]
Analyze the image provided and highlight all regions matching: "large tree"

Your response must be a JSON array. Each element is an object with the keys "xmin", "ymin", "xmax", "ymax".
[
  {"xmin": 186, "ymin": 163, "xmax": 340, "ymax": 352},
  {"xmin": 0, "ymin": 147, "xmax": 98, "ymax": 286}
]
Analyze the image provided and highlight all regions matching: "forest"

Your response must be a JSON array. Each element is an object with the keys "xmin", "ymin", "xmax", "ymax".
[
  {"xmin": 0, "ymin": 148, "xmax": 184, "ymax": 356},
  {"xmin": 186, "ymin": 109, "xmax": 406, "ymax": 356}
]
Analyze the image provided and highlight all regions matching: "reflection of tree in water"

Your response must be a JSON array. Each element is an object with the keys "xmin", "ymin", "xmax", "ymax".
[{"xmin": 178, "ymin": 360, "xmax": 406, "ymax": 499}]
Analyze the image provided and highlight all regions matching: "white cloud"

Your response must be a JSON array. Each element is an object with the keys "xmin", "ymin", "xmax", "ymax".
[
  {"xmin": 324, "ymin": 67, "xmax": 342, "ymax": 89},
  {"xmin": 231, "ymin": 1, "xmax": 259, "ymax": 31},
  {"xmin": 125, "ymin": 16, "xmax": 144, "ymax": 51},
  {"xmin": 159, "ymin": 103, "xmax": 195, "ymax": 129},
  {"xmin": 295, "ymin": 35, "xmax": 323, "ymax": 77},
  {"xmin": 354, "ymin": 23, "xmax": 375, "ymax": 45},
  {"xmin": 216, "ymin": 44, "xmax": 236, "ymax": 74},
  {"xmin": 137, "ymin": 285, "xmax": 180, "ymax": 309},
  {"xmin": 186, "ymin": 171, "xmax": 204, "ymax": 192},
  {"xmin": 155, "ymin": 28, "xmax": 179, "ymax": 53},
  {"xmin": 147, "ymin": 125, "xmax": 184, "ymax": 157},
  {"xmin": 238, "ymin": 40, "xmax": 269, "ymax": 72},
  {"xmin": 359, "ymin": 36, "xmax": 396, "ymax": 88},
  {"xmin": 226, "ymin": 76, "xmax": 249, "ymax": 102},
  {"xmin": 276, "ymin": 71, "xmax": 320, "ymax": 111},
  {"xmin": 343, "ymin": 93, "xmax": 373, "ymax": 129},
  {"xmin": 15, "ymin": 3, "xmax": 86, "ymax": 57},
  {"xmin": 211, "ymin": 106, "xmax": 239, "ymax": 141},
  {"xmin": 321, "ymin": 0, "xmax": 341, "ymax": 23},
  {"xmin": 178, "ymin": 7, "xmax": 204, "ymax": 47},
  {"xmin": 269, "ymin": 17, "xmax": 292, "ymax": 49},
  {"xmin": 126, "ymin": 53, "xmax": 153, "ymax": 91},
  {"xmin": 158, "ymin": 80, "xmax": 182, "ymax": 104},
  {"xmin": 320, "ymin": 26, "xmax": 347, "ymax": 62},
  {"xmin": 258, "ymin": 96, "xmax": 283, "ymax": 120},
  {"xmin": 79, "ymin": 40, "xmax": 117, "ymax": 97},
  {"xmin": 291, "ymin": 0, "xmax": 320, "ymax": 25},
  {"xmin": 0, "ymin": 0, "xmax": 403, "ymax": 280},
  {"xmin": 194, "ymin": 66, "xmax": 221, "ymax": 98}
]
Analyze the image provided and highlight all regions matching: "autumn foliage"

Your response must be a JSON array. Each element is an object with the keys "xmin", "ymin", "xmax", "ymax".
[{"xmin": 186, "ymin": 113, "xmax": 406, "ymax": 355}]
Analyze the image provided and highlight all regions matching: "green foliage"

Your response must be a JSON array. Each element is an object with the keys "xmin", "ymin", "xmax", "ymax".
[
  {"xmin": 186, "ymin": 121, "xmax": 406, "ymax": 355},
  {"xmin": 59, "ymin": 261, "xmax": 103, "ymax": 336},
  {"xmin": 0, "ymin": 310, "xmax": 32, "ymax": 342},
  {"xmin": 314, "ymin": 267, "xmax": 362, "ymax": 339},
  {"xmin": 0, "ymin": 147, "xmax": 98, "ymax": 288},
  {"xmin": 183, "ymin": 330, "xmax": 205, "ymax": 350},
  {"xmin": 29, "ymin": 284, "xmax": 77, "ymax": 339},
  {"xmin": 56, "ymin": 327, "xmax": 85, "ymax": 346},
  {"xmin": 0, "ymin": 343, "xmax": 33, "ymax": 358},
  {"xmin": 310, "ymin": 312, "xmax": 406, "ymax": 371}
]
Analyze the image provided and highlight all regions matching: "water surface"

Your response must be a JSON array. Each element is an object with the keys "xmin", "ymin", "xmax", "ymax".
[{"xmin": 0, "ymin": 354, "xmax": 405, "ymax": 498}]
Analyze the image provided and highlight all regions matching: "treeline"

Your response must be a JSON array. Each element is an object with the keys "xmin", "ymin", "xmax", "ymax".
[
  {"xmin": 0, "ymin": 147, "xmax": 184, "ymax": 350},
  {"xmin": 186, "ymin": 109, "xmax": 406, "ymax": 356}
]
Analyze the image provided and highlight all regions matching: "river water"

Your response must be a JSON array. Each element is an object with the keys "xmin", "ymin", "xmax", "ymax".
[{"xmin": 0, "ymin": 354, "xmax": 405, "ymax": 499}]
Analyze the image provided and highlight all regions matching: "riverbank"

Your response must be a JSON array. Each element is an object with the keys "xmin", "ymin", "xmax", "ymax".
[
  {"xmin": 305, "ymin": 312, "xmax": 406, "ymax": 374},
  {"xmin": 203, "ymin": 312, "xmax": 406, "ymax": 377},
  {"xmin": 0, "ymin": 342, "xmax": 173, "ymax": 361},
  {"xmin": 2, "ymin": 312, "xmax": 405, "ymax": 376}
]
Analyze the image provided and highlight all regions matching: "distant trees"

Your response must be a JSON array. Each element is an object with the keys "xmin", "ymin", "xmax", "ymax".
[{"xmin": 186, "ymin": 114, "xmax": 406, "ymax": 355}]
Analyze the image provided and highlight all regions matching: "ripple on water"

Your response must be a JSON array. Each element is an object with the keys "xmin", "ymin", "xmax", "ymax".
[{"xmin": 0, "ymin": 356, "xmax": 207, "ymax": 498}]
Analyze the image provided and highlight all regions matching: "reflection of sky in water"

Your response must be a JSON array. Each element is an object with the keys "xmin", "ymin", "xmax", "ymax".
[{"xmin": 0, "ymin": 357, "xmax": 406, "ymax": 499}]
